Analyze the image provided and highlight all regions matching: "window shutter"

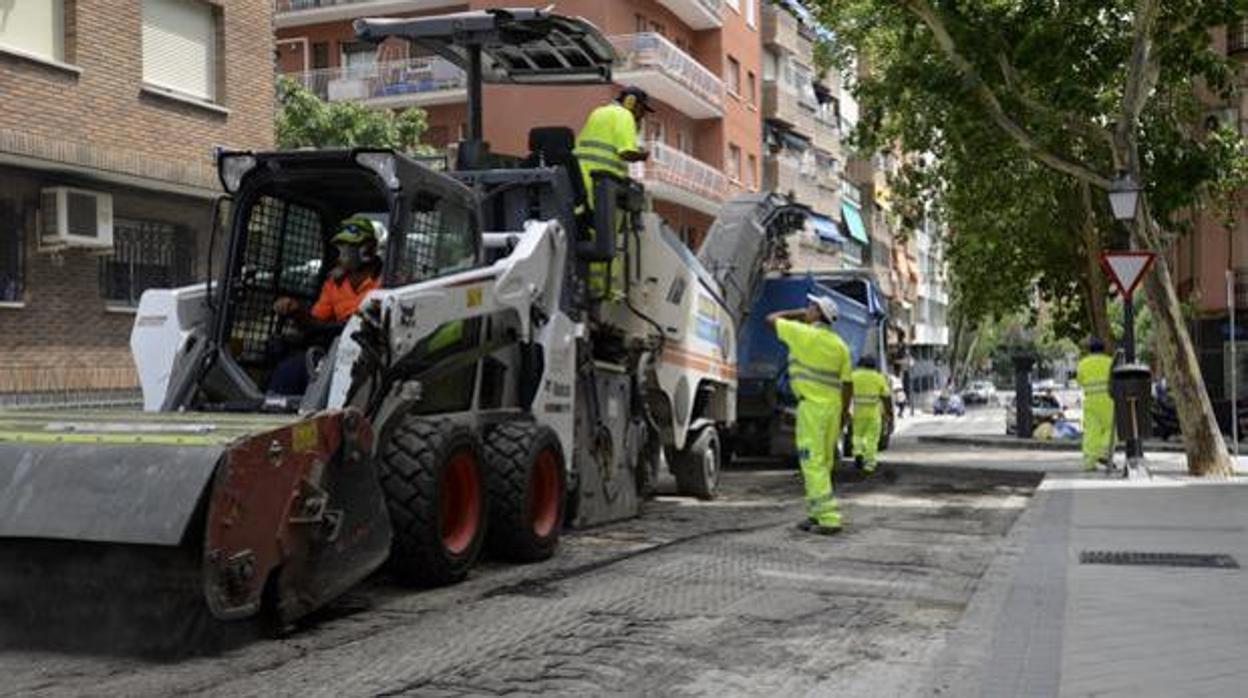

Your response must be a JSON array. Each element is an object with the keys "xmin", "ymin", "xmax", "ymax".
[
  {"xmin": 142, "ymin": 0, "xmax": 216, "ymax": 101},
  {"xmin": 0, "ymin": 0, "xmax": 64, "ymax": 61}
]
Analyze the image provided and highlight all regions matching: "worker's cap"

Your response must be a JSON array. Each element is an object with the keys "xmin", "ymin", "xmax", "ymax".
[
  {"xmin": 619, "ymin": 86, "xmax": 656, "ymax": 113},
  {"xmin": 807, "ymin": 293, "xmax": 839, "ymax": 323},
  {"xmin": 331, "ymin": 216, "xmax": 379, "ymax": 245}
]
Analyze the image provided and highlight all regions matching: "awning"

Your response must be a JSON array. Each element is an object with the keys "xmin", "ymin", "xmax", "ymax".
[
  {"xmin": 841, "ymin": 201, "xmax": 869, "ymax": 244},
  {"xmin": 810, "ymin": 213, "xmax": 845, "ymax": 243}
]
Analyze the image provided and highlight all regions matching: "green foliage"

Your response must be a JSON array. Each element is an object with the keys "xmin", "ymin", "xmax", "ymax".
[
  {"xmin": 276, "ymin": 76, "xmax": 435, "ymax": 154},
  {"xmin": 812, "ymin": 0, "xmax": 1248, "ymax": 338}
]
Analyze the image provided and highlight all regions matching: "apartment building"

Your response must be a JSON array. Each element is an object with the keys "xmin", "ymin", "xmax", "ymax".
[
  {"xmin": 276, "ymin": 0, "xmax": 763, "ymax": 248},
  {"xmin": 1169, "ymin": 21, "xmax": 1248, "ymax": 428},
  {"xmin": 0, "ymin": 0, "xmax": 275, "ymax": 399}
]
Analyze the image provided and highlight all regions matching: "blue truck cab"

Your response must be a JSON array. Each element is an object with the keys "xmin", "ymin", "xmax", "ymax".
[{"xmin": 731, "ymin": 271, "xmax": 894, "ymax": 459}]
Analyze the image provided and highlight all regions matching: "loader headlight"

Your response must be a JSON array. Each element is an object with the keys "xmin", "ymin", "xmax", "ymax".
[
  {"xmin": 356, "ymin": 151, "xmax": 400, "ymax": 190},
  {"xmin": 218, "ymin": 153, "xmax": 257, "ymax": 194}
]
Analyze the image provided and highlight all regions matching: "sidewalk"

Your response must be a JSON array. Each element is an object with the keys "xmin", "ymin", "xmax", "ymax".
[
  {"xmin": 901, "ymin": 442, "xmax": 1248, "ymax": 697},
  {"xmin": 918, "ymin": 432, "xmax": 1186, "ymax": 453}
]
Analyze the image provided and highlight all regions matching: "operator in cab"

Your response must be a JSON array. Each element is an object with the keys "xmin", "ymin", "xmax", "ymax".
[
  {"xmin": 574, "ymin": 86, "xmax": 653, "ymax": 298},
  {"xmin": 268, "ymin": 216, "xmax": 382, "ymax": 396},
  {"xmin": 767, "ymin": 293, "xmax": 853, "ymax": 536}
]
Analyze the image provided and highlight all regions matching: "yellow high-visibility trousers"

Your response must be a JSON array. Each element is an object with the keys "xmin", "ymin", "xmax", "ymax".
[
  {"xmin": 852, "ymin": 407, "xmax": 882, "ymax": 472},
  {"xmin": 796, "ymin": 398, "xmax": 844, "ymax": 527},
  {"xmin": 1082, "ymin": 393, "xmax": 1114, "ymax": 469}
]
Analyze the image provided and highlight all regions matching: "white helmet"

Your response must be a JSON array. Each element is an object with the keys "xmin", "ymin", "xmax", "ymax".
[{"xmin": 807, "ymin": 293, "xmax": 839, "ymax": 323}]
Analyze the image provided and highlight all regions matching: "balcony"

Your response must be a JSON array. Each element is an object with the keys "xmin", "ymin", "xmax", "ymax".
[
  {"xmin": 762, "ymin": 2, "xmax": 813, "ymax": 55},
  {"xmin": 273, "ymin": 0, "xmax": 462, "ymax": 29},
  {"xmin": 610, "ymin": 33, "xmax": 724, "ymax": 119},
  {"xmin": 763, "ymin": 153, "xmax": 821, "ymax": 211},
  {"xmin": 812, "ymin": 108, "xmax": 841, "ymax": 153},
  {"xmin": 631, "ymin": 141, "xmax": 730, "ymax": 217},
  {"xmin": 763, "ymin": 81, "xmax": 815, "ymax": 135},
  {"xmin": 285, "ymin": 57, "xmax": 467, "ymax": 108},
  {"xmin": 655, "ymin": 0, "xmax": 724, "ymax": 30}
]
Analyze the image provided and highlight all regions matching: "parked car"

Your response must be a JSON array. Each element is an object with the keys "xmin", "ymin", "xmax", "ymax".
[
  {"xmin": 962, "ymin": 380, "xmax": 997, "ymax": 405},
  {"xmin": 933, "ymin": 392, "xmax": 966, "ymax": 416},
  {"xmin": 1006, "ymin": 393, "xmax": 1064, "ymax": 435}
]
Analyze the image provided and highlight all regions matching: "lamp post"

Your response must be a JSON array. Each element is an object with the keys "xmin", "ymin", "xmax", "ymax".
[
  {"xmin": 1108, "ymin": 171, "xmax": 1146, "ymax": 468},
  {"xmin": 1109, "ymin": 172, "xmax": 1142, "ymax": 363}
]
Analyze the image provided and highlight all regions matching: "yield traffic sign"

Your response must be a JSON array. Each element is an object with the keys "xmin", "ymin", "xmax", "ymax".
[{"xmin": 1100, "ymin": 250, "xmax": 1156, "ymax": 298}]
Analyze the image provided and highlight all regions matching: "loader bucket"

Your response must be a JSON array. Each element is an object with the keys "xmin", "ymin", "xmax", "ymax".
[{"xmin": 0, "ymin": 409, "xmax": 391, "ymax": 626}]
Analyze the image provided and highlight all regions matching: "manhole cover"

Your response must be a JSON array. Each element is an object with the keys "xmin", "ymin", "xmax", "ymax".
[{"xmin": 1079, "ymin": 551, "xmax": 1239, "ymax": 569}]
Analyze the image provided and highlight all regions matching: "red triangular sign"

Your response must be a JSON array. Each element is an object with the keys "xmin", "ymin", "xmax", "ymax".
[{"xmin": 1100, "ymin": 251, "xmax": 1156, "ymax": 297}]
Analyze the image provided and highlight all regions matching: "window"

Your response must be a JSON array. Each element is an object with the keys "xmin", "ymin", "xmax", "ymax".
[
  {"xmin": 727, "ymin": 0, "xmax": 741, "ymax": 12},
  {"xmin": 728, "ymin": 144, "xmax": 743, "ymax": 183},
  {"xmin": 340, "ymin": 41, "xmax": 377, "ymax": 75},
  {"xmin": 746, "ymin": 0, "xmax": 756, "ymax": 28},
  {"xmin": 747, "ymin": 71, "xmax": 757, "ymax": 105},
  {"xmin": 747, "ymin": 154, "xmax": 758, "ymax": 189},
  {"xmin": 0, "ymin": 0, "xmax": 65, "ymax": 63},
  {"xmin": 142, "ymin": 0, "xmax": 218, "ymax": 101},
  {"xmin": 312, "ymin": 42, "xmax": 330, "ymax": 70},
  {"xmin": 0, "ymin": 201, "xmax": 23, "ymax": 303},
  {"xmin": 99, "ymin": 219, "xmax": 194, "ymax": 307},
  {"xmin": 727, "ymin": 56, "xmax": 741, "ymax": 96},
  {"xmin": 636, "ymin": 14, "xmax": 647, "ymax": 33},
  {"xmin": 394, "ymin": 198, "xmax": 478, "ymax": 286},
  {"xmin": 763, "ymin": 50, "xmax": 779, "ymax": 81}
]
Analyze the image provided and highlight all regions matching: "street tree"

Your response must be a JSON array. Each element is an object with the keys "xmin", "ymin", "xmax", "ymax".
[
  {"xmin": 816, "ymin": 0, "xmax": 1247, "ymax": 475},
  {"xmin": 276, "ymin": 76, "xmax": 434, "ymax": 154}
]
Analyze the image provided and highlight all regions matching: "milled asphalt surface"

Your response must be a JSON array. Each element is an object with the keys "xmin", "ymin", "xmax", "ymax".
[{"xmin": 0, "ymin": 423, "xmax": 1039, "ymax": 697}]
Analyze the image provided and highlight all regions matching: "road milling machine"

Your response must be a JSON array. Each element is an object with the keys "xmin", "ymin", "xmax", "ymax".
[{"xmin": 0, "ymin": 8, "xmax": 805, "ymax": 630}]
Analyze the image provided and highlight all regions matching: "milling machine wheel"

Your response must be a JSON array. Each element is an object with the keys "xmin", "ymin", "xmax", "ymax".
[
  {"xmin": 673, "ymin": 426, "xmax": 721, "ymax": 500},
  {"xmin": 378, "ymin": 417, "xmax": 487, "ymax": 586},
  {"xmin": 483, "ymin": 422, "xmax": 566, "ymax": 562}
]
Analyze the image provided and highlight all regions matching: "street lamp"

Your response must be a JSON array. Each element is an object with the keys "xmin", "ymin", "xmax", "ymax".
[{"xmin": 1108, "ymin": 171, "xmax": 1141, "ymax": 221}]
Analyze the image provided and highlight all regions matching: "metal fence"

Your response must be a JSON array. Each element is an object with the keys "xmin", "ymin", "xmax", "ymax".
[
  {"xmin": 0, "ymin": 366, "xmax": 141, "ymax": 410},
  {"xmin": 285, "ymin": 56, "xmax": 466, "ymax": 103},
  {"xmin": 610, "ymin": 33, "xmax": 725, "ymax": 110}
]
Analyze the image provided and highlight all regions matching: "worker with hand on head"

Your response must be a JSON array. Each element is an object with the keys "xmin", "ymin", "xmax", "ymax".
[
  {"xmin": 767, "ymin": 293, "xmax": 853, "ymax": 535},
  {"xmin": 574, "ymin": 86, "xmax": 653, "ymax": 299},
  {"xmin": 268, "ymin": 216, "xmax": 382, "ymax": 396},
  {"xmin": 850, "ymin": 356, "xmax": 891, "ymax": 475},
  {"xmin": 1076, "ymin": 336, "xmax": 1115, "ymax": 471}
]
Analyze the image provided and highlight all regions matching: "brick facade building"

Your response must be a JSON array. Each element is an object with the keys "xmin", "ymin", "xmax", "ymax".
[{"xmin": 0, "ymin": 0, "xmax": 274, "ymax": 397}]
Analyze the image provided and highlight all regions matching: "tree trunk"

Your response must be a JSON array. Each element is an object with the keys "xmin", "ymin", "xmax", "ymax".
[
  {"xmin": 1135, "ymin": 217, "xmax": 1233, "ymax": 476},
  {"xmin": 1079, "ymin": 183, "xmax": 1113, "ymax": 349}
]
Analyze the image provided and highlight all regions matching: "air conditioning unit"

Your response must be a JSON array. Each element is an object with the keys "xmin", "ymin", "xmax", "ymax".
[{"xmin": 40, "ymin": 187, "xmax": 113, "ymax": 251}]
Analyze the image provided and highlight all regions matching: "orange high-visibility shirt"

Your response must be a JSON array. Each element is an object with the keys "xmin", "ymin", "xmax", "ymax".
[{"xmin": 310, "ymin": 273, "xmax": 379, "ymax": 322}]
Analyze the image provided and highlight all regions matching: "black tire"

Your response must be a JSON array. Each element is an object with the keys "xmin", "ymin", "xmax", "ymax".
[
  {"xmin": 377, "ymin": 417, "xmax": 487, "ymax": 586},
  {"xmin": 483, "ymin": 422, "xmax": 566, "ymax": 563},
  {"xmin": 673, "ymin": 426, "xmax": 721, "ymax": 500}
]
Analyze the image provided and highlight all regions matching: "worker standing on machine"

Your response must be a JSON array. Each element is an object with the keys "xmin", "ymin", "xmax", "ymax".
[
  {"xmin": 850, "ymin": 355, "xmax": 891, "ymax": 475},
  {"xmin": 1077, "ymin": 337, "xmax": 1115, "ymax": 471},
  {"xmin": 767, "ymin": 294, "xmax": 853, "ymax": 535},
  {"xmin": 574, "ymin": 86, "xmax": 652, "ymax": 297}
]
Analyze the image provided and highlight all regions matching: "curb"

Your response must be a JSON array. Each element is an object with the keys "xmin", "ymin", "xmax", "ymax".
[{"xmin": 917, "ymin": 434, "xmax": 1186, "ymax": 453}]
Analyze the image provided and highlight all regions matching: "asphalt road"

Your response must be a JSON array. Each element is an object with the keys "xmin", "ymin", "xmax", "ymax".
[{"xmin": 0, "ymin": 440, "xmax": 1037, "ymax": 697}]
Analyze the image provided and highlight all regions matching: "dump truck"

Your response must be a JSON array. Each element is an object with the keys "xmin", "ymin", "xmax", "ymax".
[
  {"xmin": 0, "ymin": 8, "xmax": 803, "ymax": 633},
  {"xmin": 729, "ymin": 271, "xmax": 894, "ymax": 460}
]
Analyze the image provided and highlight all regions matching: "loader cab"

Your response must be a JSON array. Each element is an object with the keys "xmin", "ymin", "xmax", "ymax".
[{"xmin": 175, "ymin": 149, "xmax": 480, "ymax": 412}]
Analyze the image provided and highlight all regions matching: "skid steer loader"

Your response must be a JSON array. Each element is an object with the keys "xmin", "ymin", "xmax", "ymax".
[{"xmin": 0, "ymin": 8, "xmax": 804, "ymax": 631}]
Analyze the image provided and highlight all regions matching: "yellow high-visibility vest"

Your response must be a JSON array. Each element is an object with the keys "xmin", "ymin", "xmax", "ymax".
[
  {"xmin": 776, "ymin": 319, "xmax": 852, "ymax": 404},
  {"xmin": 575, "ymin": 102, "xmax": 639, "ymax": 208},
  {"xmin": 1077, "ymin": 353, "xmax": 1113, "ymax": 397}
]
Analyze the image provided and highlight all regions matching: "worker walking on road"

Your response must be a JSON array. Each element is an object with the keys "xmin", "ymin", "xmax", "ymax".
[
  {"xmin": 768, "ymin": 294, "xmax": 853, "ymax": 535},
  {"xmin": 1077, "ymin": 337, "xmax": 1115, "ymax": 471},
  {"xmin": 574, "ymin": 87, "xmax": 652, "ymax": 298},
  {"xmin": 850, "ymin": 356, "xmax": 892, "ymax": 474}
]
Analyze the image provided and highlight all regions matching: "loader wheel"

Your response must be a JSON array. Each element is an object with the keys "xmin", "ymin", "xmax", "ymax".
[
  {"xmin": 673, "ymin": 426, "xmax": 720, "ymax": 500},
  {"xmin": 378, "ymin": 417, "xmax": 487, "ymax": 586},
  {"xmin": 483, "ymin": 422, "xmax": 566, "ymax": 562}
]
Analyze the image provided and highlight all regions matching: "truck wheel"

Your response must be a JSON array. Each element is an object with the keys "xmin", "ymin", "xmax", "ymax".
[
  {"xmin": 483, "ymin": 422, "xmax": 565, "ymax": 562},
  {"xmin": 378, "ymin": 417, "xmax": 487, "ymax": 586},
  {"xmin": 674, "ymin": 426, "xmax": 721, "ymax": 500}
]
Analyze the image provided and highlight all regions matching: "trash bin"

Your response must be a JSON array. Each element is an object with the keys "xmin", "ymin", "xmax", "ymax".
[{"xmin": 1112, "ymin": 364, "xmax": 1153, "ymax": 441}]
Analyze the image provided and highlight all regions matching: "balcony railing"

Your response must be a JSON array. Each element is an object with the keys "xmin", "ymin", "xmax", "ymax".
[
  {"xmin": 763, "ymin": 81, "xmax": 816, "ymax": 135},
  {"xmin": 762, "ymin": 2, "xmax": 813, "ymax": 54},
  {"xmin": 285, "ymin": 57, "xmax": 466, "ymax": 104},
  {"xmin": 275, "ymin": 0, "xmax": 395, "ymax": 11},
  {"xmin": 610, "ymin": 33, "xmax": 724, "ymax": 114},
  {"xmin": 632, "ymin": 141, "xmax": 729, "ymax": 206},
  {"xmin": 765, "ymin": 154, "xmax": 821, "ymax": 207},
  {"xmin": 655, "ymin": 0, "xmax": 725, "ymax": 30}
]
